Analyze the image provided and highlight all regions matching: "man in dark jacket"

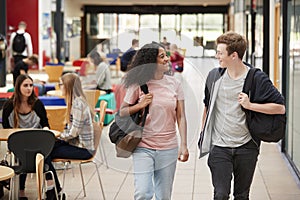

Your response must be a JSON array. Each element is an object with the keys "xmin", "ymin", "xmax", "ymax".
[{"xmin": 120, "ymin": 39, "xmax": 139, "ymax": 72}]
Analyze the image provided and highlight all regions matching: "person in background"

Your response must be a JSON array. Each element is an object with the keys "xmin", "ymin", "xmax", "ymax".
[
  {"xmin": 160, "ymin": 36, "xmax": 170, "ymax": 51},
  {"xmin": 198, "ymin": 32, "xmax": 285, "ymax": 199},
  {"xmin": 9, "ymin": 21, "xmax": 33, "ymax": 67},
  {"xmin": 120, "ymin": 39, "xmax": 139, "ymax": 72},
  {"xmin": 2, "ymin": 74, "xmax": 50, "ymax": 200},
  {"xmin": 45, "ymin": 73, "xmax": 95, "ymax": 200},
  {"xmin": 12, "ymin": 54, "xmax": 38, "ymax": 86},
  {"xmin": 87, "ymin": 50, "xmax": 112, "ymax": 93},
  {"xmin": 169, "ymin": 43, "xmax": 184, "ymax": 73},
  {"xmin": 120, "ymin": 42, "xmax": 189, "ymax": 200}
]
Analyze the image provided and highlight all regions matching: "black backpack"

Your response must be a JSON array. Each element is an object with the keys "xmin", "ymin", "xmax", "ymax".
[
  {"xmin": 242, "ymin": 68, "xmax": 286, "ymax": 142},
  {"xmin": 12, "ymin": 33, "xmax": 26, "ymax": 53}
]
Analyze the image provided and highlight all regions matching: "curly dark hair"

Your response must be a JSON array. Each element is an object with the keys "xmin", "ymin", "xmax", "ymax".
[{"xmin": 123, "ymin": 42, "xmax": 164, "ymax": 87}]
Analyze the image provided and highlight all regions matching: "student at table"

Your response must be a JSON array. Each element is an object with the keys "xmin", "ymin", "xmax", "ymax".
[
  {"xmin": 44, "ymin": 73, "xmax": 95, "ymax": 200},
  {"xmin": 2, "ymin": 74, "xmax": 49, "ymax": 200},
  {"xmin": 87, "ymin": 50, "xmax": 112, "ymax": 93}
]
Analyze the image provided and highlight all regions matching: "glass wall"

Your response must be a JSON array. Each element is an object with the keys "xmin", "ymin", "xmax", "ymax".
[
  {"xmin": 287, "ymin": 0, "xmax": 300, "ymax": 176},
  {"xmin": 85, "ymin": 12, "xmax": 225, "ymax": 56}
]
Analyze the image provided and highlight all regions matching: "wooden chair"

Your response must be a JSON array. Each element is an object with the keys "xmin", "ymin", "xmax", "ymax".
[
  {"xmin": 84, "ymin": 89, "xmax": 101, "ymax": 109},
  {"xmin": 45, "ymin": 106, "xmax": 67, "ymax": 132},
  {"xmin": 45, "ymin": 65, "xmax": 64, "ymax": 82},
  {"xmin": 109, "ymin": 57, "xmax": 121, "ymax": 77},
  {"xmin": 36, "ymin": 153, "xmax": 44, "ymax": 200},
  {"xmin": 52, "ymin": 100, "xmax": 107, "ymax": 200}
]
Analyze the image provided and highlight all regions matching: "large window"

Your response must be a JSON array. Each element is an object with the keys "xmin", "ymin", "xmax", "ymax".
[{"xmin": 85, "ymin": 12, "xmax": 225, "ymax": 55}]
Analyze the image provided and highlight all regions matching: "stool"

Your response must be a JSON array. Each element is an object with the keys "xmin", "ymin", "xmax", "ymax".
[
  {"xmin": 39, "ymin": 96, "xmax": 66, "ymax": 106},
  {"xmin": 96, "ymin": 93, "xmax": 116, "ymax": 125}
]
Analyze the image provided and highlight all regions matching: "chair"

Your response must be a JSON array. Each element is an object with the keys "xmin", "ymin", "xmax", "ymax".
[
  {"xmin": 52, "ymin": 100, "xmax": 107, "ymax": 200},
  {"xmin": 36, "ymin": 153, "xmax": 44, "ymax": 200},
  {"xmin": 96, "ymin": 93, "xmax": 116, "ymax": 125},
  {"xmin": 45, "ymin": 65, "xmax": 64, "ymax": 82},
  {"xmin": 45, "ymin": 106, "xmax": 67, "ymax": 132},
  {"xmin": 7, "ymin": 130, "xmax": 57, "ymax": 200},
  {"xmin": 84, "ymin": 89, "xmax": 101, "ymax": 109},
  {"xmin": 109, "ymin": 57, "xmax": 121, "ymax": 77}
]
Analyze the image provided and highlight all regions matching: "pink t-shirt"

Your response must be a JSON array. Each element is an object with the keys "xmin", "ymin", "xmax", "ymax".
[{"xmin": 124, "ymin": 75, "xmax": 184, "ymax": 150}]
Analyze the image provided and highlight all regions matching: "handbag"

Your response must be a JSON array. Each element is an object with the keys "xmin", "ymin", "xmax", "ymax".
[
  {"xmin": 242, "ymin": 68, "xmax": 286, "ymax": 142},
  {"xmin": 109, "ymin": 84, "xmax": 149, "ymax": 158}
]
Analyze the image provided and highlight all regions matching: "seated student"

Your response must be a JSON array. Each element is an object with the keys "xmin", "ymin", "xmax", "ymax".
[
  {"xmin": 12, "ymin": 54, "xmax": 38, "ymax": 86},
  {"xmin": 45, "ymin": 73, "xmax": 95, "ymax": 199},
  {"xmin": 120, "ymin": 39, "xmax": 139, "ymax": 72},
  {"xmin": 2, "ymin": 74, "xmax": 50, "ymax": 200},
  {"xmin": 12, "ymin": 54, "xmax": 45, "ymax": 95},
  {"xmin": 86, "ymin": 50, "xmax": 112, "ymax": 93}
]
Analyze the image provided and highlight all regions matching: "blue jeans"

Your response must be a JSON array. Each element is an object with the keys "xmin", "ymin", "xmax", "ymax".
[
  {"xmin": 45, "ymin": 140, "xmax": 94, "ymax": 190},
  {"xmin": 132, "ymin": 147, "xmax": 178, "ymax": 200},
  {"xmin": 208, "ymin": 140, "xmax": 259, "ymax": 200}
]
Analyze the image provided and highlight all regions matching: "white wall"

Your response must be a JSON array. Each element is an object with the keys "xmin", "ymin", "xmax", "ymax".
[
  {"xmin": 64, "ymin": 0, "xmax": 83, "ymax": 60},
  {"xmin": 38, "ymin": 0, "xmax": 52, "ymax": 69}
]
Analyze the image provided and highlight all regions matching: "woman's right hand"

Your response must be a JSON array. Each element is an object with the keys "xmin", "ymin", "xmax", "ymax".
[{"xmin": 139, "ymin": 93, "xmax": 153, "ymax": 108}]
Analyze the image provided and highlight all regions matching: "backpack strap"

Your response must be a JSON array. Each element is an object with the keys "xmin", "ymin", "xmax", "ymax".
[
  {"xmin": 140, "ymin": 84, "xmax": 149, "ymax": 127},
  {"xmin": 242, "ymin": 68, "xmax": 260, "ymax": 100}
]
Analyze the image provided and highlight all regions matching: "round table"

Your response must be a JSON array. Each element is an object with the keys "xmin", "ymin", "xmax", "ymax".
[
  {"xmin": 0, "ymin": 128, "xmax": 61, "ymax": 141},
  {"xmin": 46, "ymin": 90, "xmax": 64, "ymax": 98},
  {"xmin": 0, "ymin": 166, "xmax": 14, "ymax": 181}
]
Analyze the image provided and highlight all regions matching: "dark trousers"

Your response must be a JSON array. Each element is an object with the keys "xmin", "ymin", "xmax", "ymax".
[
  {"xmin": 208, "ymin": 140, "xmax": 259, "ymax": 200},
  {"xmin": 19, "ymin": 174, "xmax": 27, "ymax": 190},
  {"xmin": 45, "ymin": 140, "xmax": 93, "ymax": 191},
  {"xmin": 13, "ymin": 55, "xmax": 26, "ymax": 66}
]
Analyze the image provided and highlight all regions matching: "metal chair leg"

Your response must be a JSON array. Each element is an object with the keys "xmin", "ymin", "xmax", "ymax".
[
  {"xmin": 78, "ymin": 163, "xmax": 86, "ymax": 197},
  {"xmin": 93, "ymin": 161, "xmax": 106, "ymax": 200},
  {"xmin": 99, "ymin": 141, "xmax": 109, "ymax": 168},
  {"xmin": 44, "ymin": 171, "xmax": 59, "ymax": 200},
  {"xmin": 60, "ymin": 161, "xmax": 69, "ymax": 200}
]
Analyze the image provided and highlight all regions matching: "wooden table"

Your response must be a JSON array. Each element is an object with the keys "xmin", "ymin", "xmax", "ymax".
[
  {"xmin": 46, "ymin": 90, "xmax": 64, "ymax": 98},
  {"xmin": 0, "ymin": 128, "xmax": 60, "ymax": 141},
  {"xmin": 63, "ymin": 66, "xmax": 81, "ymax": 72},
  {"xmin": 0, "ymin": 166, "xmax": 14, "ymax": 181}
]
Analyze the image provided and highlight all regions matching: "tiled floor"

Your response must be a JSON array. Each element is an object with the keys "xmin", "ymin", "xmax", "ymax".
[{"xmin": 1, "ymin": 58, "xmax": 300, "ymax": 199}]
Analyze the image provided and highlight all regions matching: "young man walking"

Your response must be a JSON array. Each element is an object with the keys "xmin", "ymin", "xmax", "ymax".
[{"xmin": 198, "ymin": 32, "xmax": 285, "ymax": 199}]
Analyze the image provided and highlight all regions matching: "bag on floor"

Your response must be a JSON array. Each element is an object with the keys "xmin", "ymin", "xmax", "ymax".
[
  {"xmin": 242, "ymin": 68, "xmax": 286, "ymax": 142},
  {"xmin": 109, "ymin": 84, "xmax": 149, "ymax": 158}
]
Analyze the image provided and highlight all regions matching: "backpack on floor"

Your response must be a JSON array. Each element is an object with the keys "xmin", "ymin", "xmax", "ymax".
[{"xmin": 12, "ymin": 33, "xmax": 26, "ymax": 53}]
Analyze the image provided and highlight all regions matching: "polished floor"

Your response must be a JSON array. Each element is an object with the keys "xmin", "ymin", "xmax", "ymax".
[{"xmin": 1, "ymin": 57, "xmax": 300, "ymax": 199}]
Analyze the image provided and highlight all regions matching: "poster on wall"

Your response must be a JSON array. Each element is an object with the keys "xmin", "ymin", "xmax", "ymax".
[{"xmin": 42, "ymin": 13, "xmax": 50, "ymax": 39}]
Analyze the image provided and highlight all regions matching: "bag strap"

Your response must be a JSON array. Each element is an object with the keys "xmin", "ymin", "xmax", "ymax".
[
  {"xmin": 140, "ymin": 84, "xmax": 149, "ymax": 127},
  {"xmin": 242, "ymin": 68, "xmax": 260, "ymax": 100}
]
